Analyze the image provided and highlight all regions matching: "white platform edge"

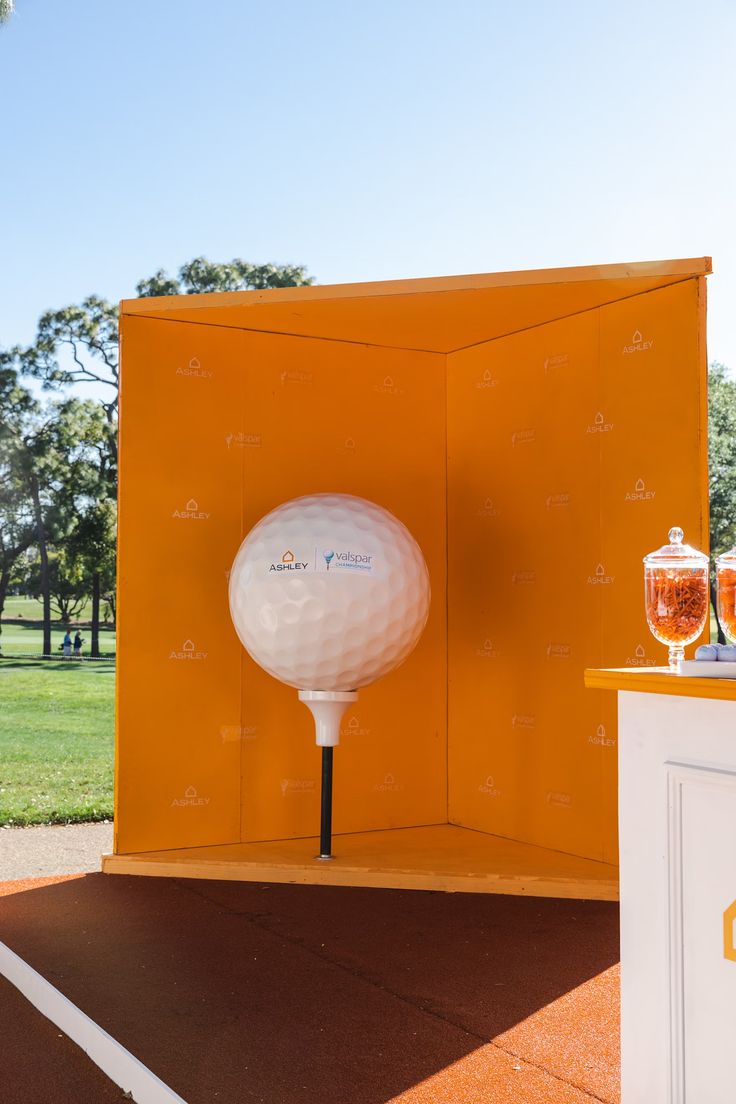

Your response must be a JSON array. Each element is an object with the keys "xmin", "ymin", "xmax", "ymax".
[
  {"xmin": 678, "ymin": 660, "xmax": 736, "ymax": 678},
  {"xmin": 0, "ymin": 940, "xmax": 187, "ymax": 1104}
]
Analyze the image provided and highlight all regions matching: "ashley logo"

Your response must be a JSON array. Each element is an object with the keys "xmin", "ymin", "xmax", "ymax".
[
  {"xmin": 169, "ymin": 639, "xmax": 208, "ymax": 661},
  {"xmin": 176, "ymin": 356, "xmax": 213, "ymax": 379},
  {"xmin": 476, "ymin": 369, "xmax": 499, "ymax": 390},
  {"xmin": 622, "ymin": 329, "xmax": 654, "ymax": 355},
  {"xmin": 625, "ymin": 478, "xmax": 656, "ymax": 502},
  {"xmin": 172, "ymin": 498, "xmax": 210, "ymax": 520},
  {"xmin": 373, "ymin": 375, "xmax": 404, "ymax": 395},
  {"xmin": 588, "ymin": 723, "xmax": 615, "ymax": 747},
  {"xmin": 171, "ymin": 785, "xmax": 210, "ymax": 808},
  {"xmin": 586, "ymin": 411, "xmax": 614, "ymax": 434},
  {"xmin": 587, "ymin": 563, "xmax": 615, "ymax": 585}
]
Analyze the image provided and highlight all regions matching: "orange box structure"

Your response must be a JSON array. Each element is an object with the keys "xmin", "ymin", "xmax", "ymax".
[{"xmin": 103, "ymin": 258, "xmax": 710, "ymax": 899}]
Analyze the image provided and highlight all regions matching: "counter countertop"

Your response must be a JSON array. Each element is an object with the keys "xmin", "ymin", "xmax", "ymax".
[{"xmin": 584, "ymin": 666, "xmax": 736, "ymax": 702}]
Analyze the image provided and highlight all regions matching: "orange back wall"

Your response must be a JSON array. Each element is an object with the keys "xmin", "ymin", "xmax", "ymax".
[
  {"xmin": 116, "ymin": 266, "xmax": 708, "ymax": 866},
  {"xmin": 446, "ymin": 278, "xmax": 708, "ymax": 863},
  {"xmin": 115, "ymin": 316, "xmax": 447, "ymax": 854}
]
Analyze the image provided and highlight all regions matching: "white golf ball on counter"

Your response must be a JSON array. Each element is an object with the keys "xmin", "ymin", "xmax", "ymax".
[{"xmin": 228, "ymin": 493, "xmax": 431, "ymax": 692}]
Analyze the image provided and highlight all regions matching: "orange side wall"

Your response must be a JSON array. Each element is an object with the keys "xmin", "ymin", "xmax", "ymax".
[
  {"xmin": 446, "ymin": 278, "xmax": 708, "ymax": 864},
  {"xmin": 115, "ymin": 316, "xmax": 447, "ymax": 854}
]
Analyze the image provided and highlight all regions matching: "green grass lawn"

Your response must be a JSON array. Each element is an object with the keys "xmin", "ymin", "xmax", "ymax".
[
  {"xmin": 0, "ymin": 658, "xmax": 115, "ymax": 826},
  {"xmin": 0, "ymin": 593, "xmax": 116, "ymax": 656}
]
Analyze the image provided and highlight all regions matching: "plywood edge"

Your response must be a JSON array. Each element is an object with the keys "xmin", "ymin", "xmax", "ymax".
[
  {"xmin": 585, "ymin": 667, "xmax": 736, "ymax": 702},
  {"xmin": 101, "ymin": 852, "xmax": 618, "ymax": 901},
  {"xmin": 119, "ymin": 258, "xmax": 712, "ymax": 318}
]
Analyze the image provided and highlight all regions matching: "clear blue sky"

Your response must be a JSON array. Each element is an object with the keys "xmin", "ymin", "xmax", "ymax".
[{"xmin": 1, "ymin": 0, "xmax": 735, "ymax": 366}]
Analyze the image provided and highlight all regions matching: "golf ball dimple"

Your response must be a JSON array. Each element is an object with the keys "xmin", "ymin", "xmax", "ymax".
[{"xmin": 228, "ymin": 493, "xmax": 431, "ymax": 690}]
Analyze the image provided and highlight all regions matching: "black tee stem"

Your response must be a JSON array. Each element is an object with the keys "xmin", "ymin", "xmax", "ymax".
[{"xmin": 319, "ymin": 746, "xmax": 333, "ymax": 859}]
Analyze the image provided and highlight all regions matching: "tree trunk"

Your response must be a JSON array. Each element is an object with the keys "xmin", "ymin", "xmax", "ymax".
[
  {"xmin": 91, "ymin": 571, "xmax": 100, "ymax": 657},
  {"xmin": 30, "ymin": 472, "xmax": 52, "ymax": 657},
  {"xmin": 0, "ymin": 570, "xmax": 9, "ymax": 656}
]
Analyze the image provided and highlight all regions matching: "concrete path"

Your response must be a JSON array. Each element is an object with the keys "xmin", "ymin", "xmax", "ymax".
[{"xmin": 0, "ymin": 822, "xmax": 113, "ymax": 881}]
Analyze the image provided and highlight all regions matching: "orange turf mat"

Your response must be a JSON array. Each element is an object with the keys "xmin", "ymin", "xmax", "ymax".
[{"xmin": 0, "ymin": 873, "xmax": 620, "ymax": 1103}]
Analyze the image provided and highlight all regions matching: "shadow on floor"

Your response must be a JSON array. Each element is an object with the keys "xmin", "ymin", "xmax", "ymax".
[{"xmin": 0, "ymin": 873, "xmax": 620, "ymax": 1104}]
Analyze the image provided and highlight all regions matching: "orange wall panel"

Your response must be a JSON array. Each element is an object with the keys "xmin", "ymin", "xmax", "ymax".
[
  {"xmin": 446, "ymin": 280, "xmax": 706, "ymax": 863},
  {"xmin": 115, "ymin": 317, "xmax": 245, "ymax": 853},
  {"xmin": 116, "ymin": 321, "xmax": 447, "ymax": 852},
  {"xmin": 116, "ymin": 272, "xmax": 707, "ymax": 871},
  {"xmin": 236, "ymin": 332, "xmax": 447, "ymax": 842}
]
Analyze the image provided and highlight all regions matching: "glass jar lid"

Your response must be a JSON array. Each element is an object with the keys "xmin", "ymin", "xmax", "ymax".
[
  {"xmin": 716, "ymin": 547, "xmax": 736, "ymax": 567},
  {"xmin": 643, "ymin": 526, "xmax": 708, "ymax": 568}
]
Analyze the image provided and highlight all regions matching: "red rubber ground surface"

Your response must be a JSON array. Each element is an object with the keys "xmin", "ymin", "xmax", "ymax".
[
  {"xmin": 0, "ymin": 873, "xmax": 620, "ymax": 1103},
  {"xmin": 0, "ymin": 974, "xmax": 128, "ymax": 1103}
]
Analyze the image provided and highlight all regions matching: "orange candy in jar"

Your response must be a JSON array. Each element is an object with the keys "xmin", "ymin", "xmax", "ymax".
[
  {"xmin": 643, "ymin": 527, "xmax": 709, "ymax": 670},
  {"xmin": 716, "ymin": 550, "xmax": 736, "ymax": 643}
]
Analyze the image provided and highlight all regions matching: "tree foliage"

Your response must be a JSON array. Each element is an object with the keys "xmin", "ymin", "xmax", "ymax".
[
  {"xmin": 136, "ymin": 256, "xmax": 314, "ymax": 298},
  {"xmin": 1, "ymin": 255, "xmax": 311, "ymax": 653},
  {"xmin": 708, "ymin": 362, "xmax": 736, "ymax": 557}
]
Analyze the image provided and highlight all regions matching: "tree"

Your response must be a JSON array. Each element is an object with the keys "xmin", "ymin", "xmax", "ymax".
[
  {"xmin": 25, "ymin": 550, "xmax": 88, "ymax": 624},
  {"xmin": 0, "ymin": 385, "xmax": 113, "ymax": 654},
  {"xmin": 708, "ymin": 362, "xmax": 736, "ymax": 641},
  {"xmin": 6, "ymin": 256, "xmax": 312, "ymax": 653},
  {"xmin": 14, "ymin": 256, "xmax": 313, "ymax": 421},
  {"xmin": 0, "ymin": 1, "xmax": 14, "ymax": 24},
  {"xmin": 69, "ymin": 499, "xmax": 116, "ymax": 656},
  {"xmin": 136, "ymin": 256, "xmax": 314, "ymax": 298},
  {"xmin": 0, "ymin": 368, "xmax": 38, "ymax": 653}
]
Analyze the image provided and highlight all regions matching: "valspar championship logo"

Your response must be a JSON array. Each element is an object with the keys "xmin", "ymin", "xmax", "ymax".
[{"xmin": 266, "ymin": 546, "xmax": 378, "ymax": 577}]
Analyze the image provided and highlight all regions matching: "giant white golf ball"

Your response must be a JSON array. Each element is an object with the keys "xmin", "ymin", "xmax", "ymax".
[{"xmin": 229, "ymin": 493, "xmax": 430, "ymax": 690}]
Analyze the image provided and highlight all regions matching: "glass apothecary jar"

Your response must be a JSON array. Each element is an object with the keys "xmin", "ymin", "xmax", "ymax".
[
  {"xmin": 643, "ymin": 526, "xmax": 709, "ymax": 670},
  {"xmin": 716, "ymin": 549, "xmax": 736, "ymax": 644}
]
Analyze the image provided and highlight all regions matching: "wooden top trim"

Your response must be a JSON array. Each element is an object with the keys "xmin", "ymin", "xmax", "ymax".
[
  {"xmin": 585, "ymin": 667, "xmax": 736, "ymax": 702},
  {"xmin": 120, "ymin": 257, "xmax": 712, "ymax": 316}
]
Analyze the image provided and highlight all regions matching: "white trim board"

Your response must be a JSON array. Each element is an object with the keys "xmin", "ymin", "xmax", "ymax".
[{"xmin": 0, "ymin": 940, "xmax": 186, "ymax": 1104}]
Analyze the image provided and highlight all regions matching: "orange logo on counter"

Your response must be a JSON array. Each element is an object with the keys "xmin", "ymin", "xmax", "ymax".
[{"xmin": 724, "ymin": 900, "xmax": 736, "ymax": 961}]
